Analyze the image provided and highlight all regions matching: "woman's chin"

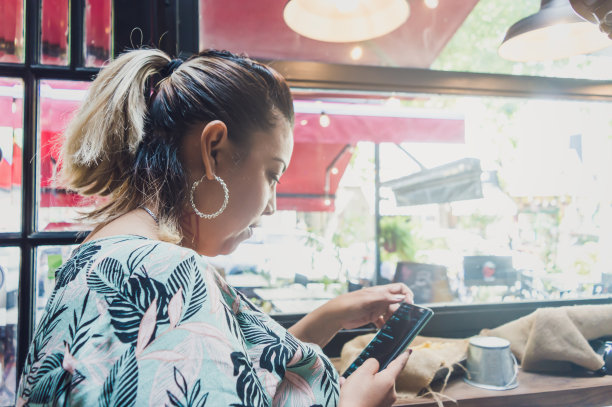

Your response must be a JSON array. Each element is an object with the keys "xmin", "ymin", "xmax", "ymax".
[{"xmin": 218, "ymin": 227, "xmax": 253, "ymax": 255}]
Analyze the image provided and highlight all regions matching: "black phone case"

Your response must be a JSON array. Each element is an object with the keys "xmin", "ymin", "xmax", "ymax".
[{"xmin": 342, "ymin": 302, "xmax": 434, "ymax": 378}]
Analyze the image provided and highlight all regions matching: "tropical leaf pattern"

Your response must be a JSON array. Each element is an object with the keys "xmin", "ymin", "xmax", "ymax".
[{"xmin": 16, "ymin": 235, "xmax": 339, "ymax": 406}]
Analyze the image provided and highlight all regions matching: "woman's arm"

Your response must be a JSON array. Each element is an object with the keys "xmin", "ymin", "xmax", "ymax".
[{"xmin": 288, "ymin": 283, "xmax": 413, "ymax": 347}]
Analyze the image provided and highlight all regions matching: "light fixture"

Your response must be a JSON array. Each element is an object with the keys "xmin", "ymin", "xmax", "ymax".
[
  {"xmin": 499, "ymin": 0, "xmax": 612, "ymax": 61},
  {"xmin": 350, "ymin": 45, "xmax": 363, "ymax": 60},
  {"xmin": 424, "ymin": 0, "xmax": 439, "ymax": 9},
  {"xmin": 283, "ymin": 0, "xmax": 410, "ymax": 43},
  {"xmin": 319, "ymin": 112, "xmax": 331, "ymax": 128}
]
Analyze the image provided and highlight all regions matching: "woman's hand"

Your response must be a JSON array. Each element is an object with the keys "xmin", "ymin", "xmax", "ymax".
[
  {"xmin": 330, "ymin": 283, "xmax": 414, "ymax": 330},
  {"xmin": 288, "ymin": 283, "xmax": 413, "ymax": 347},
  {"xmin": 339, "ymin": 351, "xmax": 410, "ymax": 407}
]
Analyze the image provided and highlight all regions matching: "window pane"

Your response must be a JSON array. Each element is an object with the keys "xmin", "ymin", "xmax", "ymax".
[
  {"xmin": 41, "ymin": 0, "xmax": 70, "ymax": 65},
  {"xmin": 84, "ymin": 0, "xmax": 112, "ymax": 67},
  {"xmin": 34, "ymin": 245, "xmax": 76, "ymax": 326},
  {"xmin": 212, "ymin": 90, "xmax": 612, "ymax": 315},
  {"xmin": 0, "ymin": 247, "xmax": 19, "ymax": 405},
  {"xmin": 0, "ymin": 78, "xmax": 23, "ymax": 233},
  {"xmin": 198, "ymin": 0, "xmax": 612, "ymax": 80},
  {"xmin": 0, "ymin": 0, "xmax": 25, "ymax": 63},
  {"xmin": 38, "ymin": 80, "xmax": 94, "ymax": 232}
]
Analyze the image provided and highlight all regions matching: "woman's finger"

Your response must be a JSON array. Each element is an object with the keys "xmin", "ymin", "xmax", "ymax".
[{"xmin": 381, "ymin": 350, "xmax": 410, "ymax": 379}]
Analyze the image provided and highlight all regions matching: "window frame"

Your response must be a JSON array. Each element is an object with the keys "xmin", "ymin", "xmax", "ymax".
[{"xmin": 1, "ymin": 0, "xmax": 611, "ymax": 383}]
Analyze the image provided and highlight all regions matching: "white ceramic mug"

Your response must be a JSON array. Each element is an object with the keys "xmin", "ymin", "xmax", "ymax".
[{"xmin": 464, "ymin": 336, "xmax": 519, "ymax": 390}]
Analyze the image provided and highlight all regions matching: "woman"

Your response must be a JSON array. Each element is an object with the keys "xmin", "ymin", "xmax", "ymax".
[{"xmin": 17, "ymin": 49, "xmax": 413, "ymax": 406}]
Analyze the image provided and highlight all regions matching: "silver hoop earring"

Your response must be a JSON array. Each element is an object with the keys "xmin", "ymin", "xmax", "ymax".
[{"xmin": 190, "ymin": 175, "xmax": 229, "ymax": 219}]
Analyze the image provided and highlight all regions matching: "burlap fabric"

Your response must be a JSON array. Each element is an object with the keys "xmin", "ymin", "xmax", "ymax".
[
  {"xmin": 481, "ymin": 304, "xmax": 612, "ymax": 372},
  {"xmin": 338, "ymin": 335, "xmax": 469, "ymax": 398}
]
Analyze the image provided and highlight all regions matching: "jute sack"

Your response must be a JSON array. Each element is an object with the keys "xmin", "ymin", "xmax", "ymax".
[
  {"xmin": 338, "ymin": 335, "xmax": 469, "ymax": 398},
  {"xmin": 481, "ymin": 304, "xmax": 612, "ymax": 372}
]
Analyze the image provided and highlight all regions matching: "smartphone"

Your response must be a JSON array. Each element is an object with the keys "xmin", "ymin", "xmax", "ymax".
[{"xmin": 342, "ymin": 302, "xmax": 434, "ymax": 378}]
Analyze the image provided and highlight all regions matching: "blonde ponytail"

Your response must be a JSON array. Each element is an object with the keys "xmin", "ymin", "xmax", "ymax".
[{"xmin": 60, "ymin": 49, "xmax": 170, "ymax": 195}]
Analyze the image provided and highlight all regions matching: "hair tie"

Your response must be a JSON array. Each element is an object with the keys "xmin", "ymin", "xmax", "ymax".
[{"xmin": 161, "ymin": 58, "xmax": 183, "ymax": 78}]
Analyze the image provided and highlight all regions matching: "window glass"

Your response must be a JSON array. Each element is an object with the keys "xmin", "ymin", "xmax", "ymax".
[
  {"xmin": 38, "ymin": 80, "xmax": 94, "ymax": 232},
  {"xmin": 0, "ymin": 0, "xmax": 25, "ymax": 63},
  {"xmin": 198, "ymin": 0, "xmax": 612, "ymax": 80},
  {"xmin": 84, "ymin": 0, "xmax": 112, "ymax": 67},
  {"xmin": 41, "ymin": 0, "xmax": 70, "ymax": 65},
  {"xmin": 212, "ymin": 90, "xmax": 612, "ymax": 314},
  {"xmin": 34, "ymin": 245, "xmax": 76, "ymax": 326},
  {"xmin": 0, "ymin": 78, "xmax": 23, "ymax": 233},
  {"xmin": 0, "ymin": 247, "xmax": 19, "ymax": 405}
]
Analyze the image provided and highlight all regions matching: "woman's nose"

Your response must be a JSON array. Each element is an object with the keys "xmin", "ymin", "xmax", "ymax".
[{"xmin": 263, "ymin": 192, "xmax": 276, "ymax": 216}]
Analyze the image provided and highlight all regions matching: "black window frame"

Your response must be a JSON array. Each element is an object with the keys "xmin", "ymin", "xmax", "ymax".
[{"xmin": 1, "ymin": 1, "xmax": 611, "ymax": 385}]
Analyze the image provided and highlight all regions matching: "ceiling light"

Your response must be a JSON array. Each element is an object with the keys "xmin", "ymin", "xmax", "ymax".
[
  {"xmin": 350, "ymin": 46, "xmax": 363, "ymax": 60},
  {"xmin": 499, "ymin": 0, "xmax": 612, "ymax": 61},
  {"xmin": 283, "ymin": 0, "xmax": 410, "ymax": 43},
  {"xmin": 319, "ymin": 112, "xmax": 331, "ymax": 128},
  {"xmin": 424, "ymin": 0, "xmax": 439, "ymax": 9}
]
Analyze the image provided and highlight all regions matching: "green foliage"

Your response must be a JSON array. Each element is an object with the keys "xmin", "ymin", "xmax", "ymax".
[{"xmin": 379, "ymin": 216, "xmax": 417, "ymax": 262}]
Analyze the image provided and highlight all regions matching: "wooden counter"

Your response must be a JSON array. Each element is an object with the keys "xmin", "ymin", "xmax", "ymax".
[{"xmin": 394, "ymin": 369, "xmax": 612, "ymax": 407}]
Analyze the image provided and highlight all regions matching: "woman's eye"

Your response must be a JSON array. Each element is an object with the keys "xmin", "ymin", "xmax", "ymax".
[{"xmin": 270, "ymin": 174, "xmax": 281, "ymax": 185}]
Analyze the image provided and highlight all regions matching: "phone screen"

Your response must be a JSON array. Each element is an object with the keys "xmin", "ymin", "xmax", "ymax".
[{"xmin": 342, "ymin": 302, "xmax": 433, "ymax": 377}]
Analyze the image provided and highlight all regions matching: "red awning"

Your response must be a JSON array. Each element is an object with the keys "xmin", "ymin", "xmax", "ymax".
[{"xmin": 277, "ymin": 101, "xmax": 465, "ymax": 212}]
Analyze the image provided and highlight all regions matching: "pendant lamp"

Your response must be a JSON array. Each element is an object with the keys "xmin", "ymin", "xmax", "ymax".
[
  {"xmin": 283, "ymin": 0, "xmax": 410, "ymax": 43},
  {"xmin": 498, "ymin": 0, "xmax": 612, "ymax": 61}
]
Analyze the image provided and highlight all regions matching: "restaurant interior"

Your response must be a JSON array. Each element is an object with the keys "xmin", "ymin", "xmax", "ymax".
[{"xmin": 1, "ymin": 0, "xmax": 612, "ymax": 405}]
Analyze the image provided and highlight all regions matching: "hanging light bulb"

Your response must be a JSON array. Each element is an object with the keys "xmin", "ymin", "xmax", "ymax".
[
  {"xmin": 283, "ymin": 0, "xmax": 410, "ymax": 43},
  {"xmin": 319, "ymin": 112, "xmax": 331, "ymax": 128},
  {"xmin": 424, "ymin": 0, "xmax": 439, "ymax": 9},
  {"xmin": 331, "ymin": 167, "xmax": 339, "ymax": 175},
  {"xmin": 350, "ymin": 45, "xmax": 363, "ymax": 60},
  {"xmin": 499, "ymin": 0, "xmax": 612, "ymax": 61}
]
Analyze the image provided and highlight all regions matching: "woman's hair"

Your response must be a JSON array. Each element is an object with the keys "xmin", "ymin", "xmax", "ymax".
[{"xmin": 60, "ymin": 48, "xmax": 294, "ymax": 243}]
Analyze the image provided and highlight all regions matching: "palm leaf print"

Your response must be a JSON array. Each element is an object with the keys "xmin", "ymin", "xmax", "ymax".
[
  {"xmin": 107, "ymin": 268, "xmax": 170, "ymax": 344},
  {"xmin": 237, "ymin": 313, "xmax": 293, "ymax": 378},
  {"xmin": 126, "ymin": 243, "xmax": 159, "ymax": 273},
  {"xmin": 165, "ymin": 256, "xmax": 207, "ymax": 322},
  {"xmin": 87, "ymin": 257, "xmax": 127, "ymax": 296},
  {"xmin": 230, "ymin": 352, "xmax": 267, "ymax": 407},
  {"xmin": 166, "ymin": 367, "xmax": 209, "ymax": 407},
  {"xmin": 98, "ymin": 346, "xmax": 139, "ymax": 407},
  {"xmin": 55, "ymin": 243, "xmax": 101, "ymax": 288},
  {"xmin": 319, "ymin": 356, "xmax": 339, "ymax": 407},
  {"xmin": 27, "ymin": 352, "xmax": 71, "ymax": 404}
]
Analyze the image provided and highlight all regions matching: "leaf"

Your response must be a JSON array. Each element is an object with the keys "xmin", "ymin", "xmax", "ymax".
[
  {"xmin": 168, "ymin": 288, "xmax": 183, "ymax": 328},
  {"xmin": 231, "ymin": 352, "xmax": 267, "ymax": 407},
  {"xmin": 126, "ymin": 243, "xmax": 159, "ymax": 273},
  {"xmin": 99, "ymin": 346, "xmax": 139, "ymax": 407},
  {"xmin": 28, "ymin": 352, "xmax": 68, "ymax": 404},
  {"xmin": 165, "ymin": 256, "xmax": 207, "ymax": 322},
  {"xmin": 56, "ymin": 244, "xmax": 101, "ymax": 288},
  {"xmin": 136, "ymin": 299, "xmax": 158, "ymax": 356},
  {"xmin": 236, "ymin": 313, "xmax": 277, "ymax": 346},
  {"xmin": 108, "ymin": 271, "xmax": 170, "ymax": 344},
  {"xmin": 87, "ymin": 257, "xmax": 126, "ymax": 296}
]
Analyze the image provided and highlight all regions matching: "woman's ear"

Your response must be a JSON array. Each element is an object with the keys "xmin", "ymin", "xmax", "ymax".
[{"xmin": 200, "ymin": 120, "xmax": 228, "ymax": 180}]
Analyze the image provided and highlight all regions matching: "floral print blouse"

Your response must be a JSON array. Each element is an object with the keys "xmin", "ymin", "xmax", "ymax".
[{"xmin": 17, "ymin": 235, "xmax": 340, "ymax": 406}]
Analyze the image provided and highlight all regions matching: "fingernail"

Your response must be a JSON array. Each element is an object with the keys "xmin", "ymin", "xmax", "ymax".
[
  {"xmin": 408, "ymin": 349, "xmax": 413, "ymax": 355},
  {"xmin": 393, "ymin": 294, "xmax": 405, "ymax": 301}
]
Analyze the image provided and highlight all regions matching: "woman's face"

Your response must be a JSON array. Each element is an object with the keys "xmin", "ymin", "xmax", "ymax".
[{"xmin": 181, "ymin": 119, "xmax": 294, "ymax": 256}]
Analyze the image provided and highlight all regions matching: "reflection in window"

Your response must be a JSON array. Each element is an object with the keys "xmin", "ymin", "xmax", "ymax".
[
  {"xmin": 0, "ymin": 247, "xmax": 19, "ymax": 406},
  {"xmin": 38, "ymin": 80, "xmax": 94, "ymax": 232},
  {"xmin": 35, "ymin": 245, "xmax": 76, "ymax": 326},
  {"xmin": 41, "ymin": 0, "xmax": 69, "ymax": 65},
  {"xmin": 84, "ymin": 0, "xmax": 112, "ymax": 67},
  {"xmin": 0, "ymin": 78, "xmax": 23, "ymax": 233},
  {"xmin": 0, "ymin": 0, "xmax": 25, "ymax": 63},
  {"xmin": 212, "ymin": 91, "xmax": 612, "ymax": 315},
  {"xmin": 198, "ymin": 0, "xmax": 612, "ymax": 80}
]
